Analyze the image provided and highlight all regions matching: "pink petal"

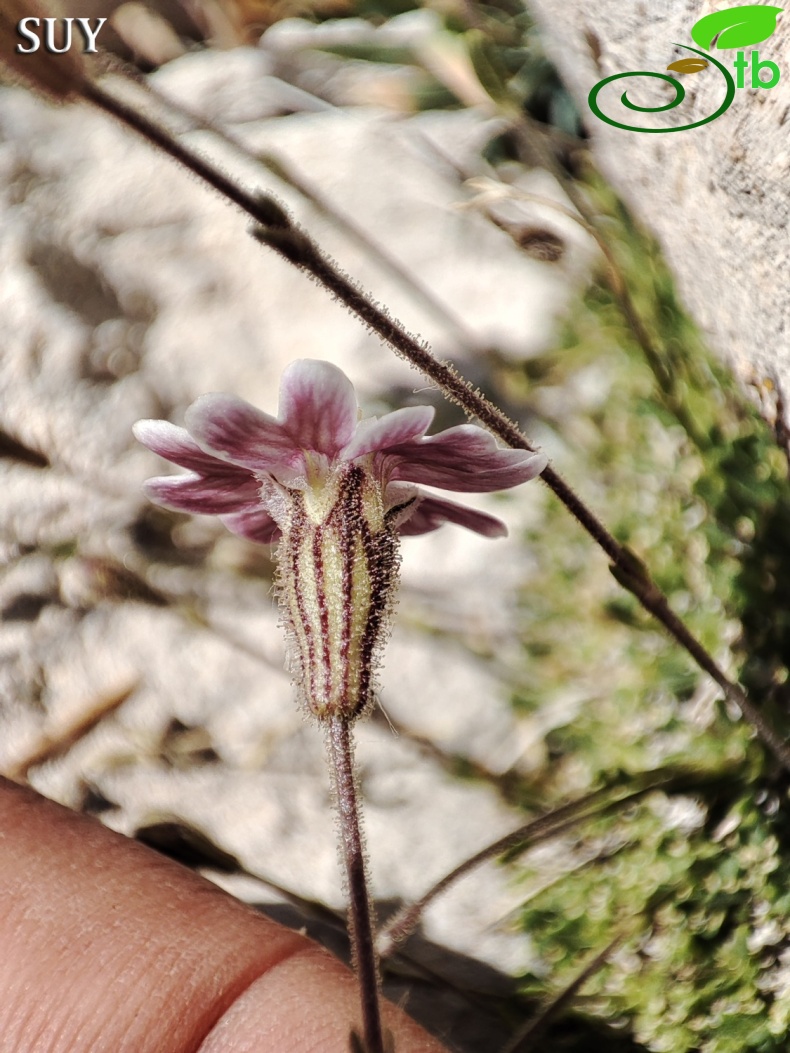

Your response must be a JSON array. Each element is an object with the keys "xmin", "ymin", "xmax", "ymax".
[
  {"xmin": 388, "ymin": 425, "xmax": 547, "ymax": 492},
  {"xmin": 341, "ymin": 406, "xmax": 435, "ymax": 461},
  {"xmin": 185, "ymin": 394, "xmax": 304, "ymax": 475},
  {"xmin": 143, "ymin": 471, "xmax": 261, "ymax": 514},
  {"xmin": 220, "ymin": 507, "xmax": 282, "ymax": 544},
  {"xmin": 397, "ymin": 492, "xmax": 508, "ymax": 538},
  {"xmin": 278, "ymin": 359, "xmax": 358, "ymax": 456},
  {"xmin": 133, "ymin": 420, "xmax": 230, "ymax": 474}
]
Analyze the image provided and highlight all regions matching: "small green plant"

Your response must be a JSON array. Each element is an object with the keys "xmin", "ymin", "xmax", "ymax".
[{"xmin": 509, "ymin": 179, "xmax": 790, "ymax": 1053}]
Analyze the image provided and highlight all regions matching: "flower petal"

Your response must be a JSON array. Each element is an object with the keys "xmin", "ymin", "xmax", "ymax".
[
  {"xmin": 388, "ymin": 425, "xmax": 548, "ymax": 492},
  {"xmin": 185, "ymin": 394, "xmax": 303, "ymax": 474},
  {"xmin": 143, "ymin": 471, "xmax": 261, "ymax": 514},
  {"xmin": 397, "ymin": 492, "xmax": 508, "ymax": 537},
  {"xmin": 278, "ymin": 359, "xmax": 358, "ymax": 456},
  {"xmin": 341, "ymin": 406, "xmax": 435, "ymax": 461},
  {"xmin": 220, "ymin": 507, "xmax": 281, "ymax": 544},
  {"xmin": 133, "ymin": 420, "xmax": 230, "ymax": 474}
]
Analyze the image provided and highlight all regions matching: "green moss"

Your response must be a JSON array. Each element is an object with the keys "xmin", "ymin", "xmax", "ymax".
[{"xmin": 504, "ymin": 177, "xmax": 790, "ymax": 1050}]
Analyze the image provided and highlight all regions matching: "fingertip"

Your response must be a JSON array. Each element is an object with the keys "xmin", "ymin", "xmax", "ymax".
[{"xmin": 0, "ymin": 779, "xmax": 448, "ymax": 1053}]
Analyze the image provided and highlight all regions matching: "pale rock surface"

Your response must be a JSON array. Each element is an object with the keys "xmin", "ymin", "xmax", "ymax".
[{"xmin": 529, "ymin": 0, "xmax": 790, "ymax": 397}]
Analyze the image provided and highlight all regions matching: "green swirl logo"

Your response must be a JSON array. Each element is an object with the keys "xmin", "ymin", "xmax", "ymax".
[
  {"xmin": 587, "ymin": 5, "xmax": 783, "ymax": 134},
  {"xmin": 588, "ymin": 45, "xmax": 735, "ymax": 133}
]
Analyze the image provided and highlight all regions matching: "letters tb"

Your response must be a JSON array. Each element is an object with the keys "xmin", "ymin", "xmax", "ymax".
[{"xmin": 16, "ymin": 18, "xmax": 108, "ymax": 55}]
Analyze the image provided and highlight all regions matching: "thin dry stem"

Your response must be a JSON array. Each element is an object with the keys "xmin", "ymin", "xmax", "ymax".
[
  {"xmin": 107, "ymin": 62, "xmax": 479, "ymax": 354},
  {"xmin": 499, "ymin": 927, "xmax": 628, "ymax": 1053},
  {"xmin": 75, "ymin": 77, "xmax": 790, "ymax": 771},
  {"xmin": 376, "ymin": 767, "xmax": 731, "ymax": 956}
]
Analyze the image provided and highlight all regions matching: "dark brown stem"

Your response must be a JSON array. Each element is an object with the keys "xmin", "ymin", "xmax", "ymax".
[
  {"xmin": 290, "ymin": 252, "xmax": 790, "ymax": 772},
  {"xmin": 80, "ymin": 80, "xmax": 272, "ymax": 218},
  {"xmin": 94, "ymin": 64, "xmax": 477, "ymax": 351},
  {"xmin": 78, "ymin": 78, "xmax": 790, "ymax": 772},
  {"xmin": 326, "ymin": 716, "xmax": 384, "ymax": 1053}
]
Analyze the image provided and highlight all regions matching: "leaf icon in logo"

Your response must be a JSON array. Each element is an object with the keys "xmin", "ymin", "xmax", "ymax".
[
  {"xmin": 691, "ymin": 4, "xmax": 783, "ymax": 50},
  {"xmin": 667, "ymin": 57, "xmax": 709, "ymax": 73}
]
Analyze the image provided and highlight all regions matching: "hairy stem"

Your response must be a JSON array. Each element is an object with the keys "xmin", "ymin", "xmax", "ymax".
[
  {"xmin": 105, "ymin": 61, "xmax": 478, "ymax": 353},
  {"xmin": 78, "ymin": 78, "xmax": 790, "ymax": 771},
  {"xmin": 326, "ymin": 716, "xmax": 384, "ymax": 1053}
]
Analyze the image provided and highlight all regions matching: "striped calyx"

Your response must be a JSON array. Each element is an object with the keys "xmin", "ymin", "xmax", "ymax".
[{"xmin": 276, "ymin": 462, "xmax": 400, "ymax": 722}]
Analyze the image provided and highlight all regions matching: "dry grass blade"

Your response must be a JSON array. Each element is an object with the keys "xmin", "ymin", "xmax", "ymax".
[
  {"xmin": 376, "ymin": 767, "xmax": 732, "ymax": 956},
  {"xmin": 499, "ymin": 928, "xmax": 628, "ymax": 1053},
  {"xmin": 5, "ymin": 679, "xmax": 140, "ymax": 782}
]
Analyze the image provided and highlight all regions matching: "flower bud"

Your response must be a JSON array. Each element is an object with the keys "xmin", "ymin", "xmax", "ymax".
[{"xmin": 276, "ymin": 463, "xmax": 399, "ymax": 722}]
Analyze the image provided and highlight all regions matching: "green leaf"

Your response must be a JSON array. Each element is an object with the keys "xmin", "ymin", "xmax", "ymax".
[
  {"xmin": 691, "ymin": 4, "xmax": 783, "ymax": 50},
  {"xmin": 466, "ymin": 29, "xmax": 515, "ymax": 107}
]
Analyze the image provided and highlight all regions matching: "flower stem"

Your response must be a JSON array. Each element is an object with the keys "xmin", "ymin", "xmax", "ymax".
[
  {"xmin": 326, "ymin": 716, "xmax": 384, "ymax": 1053},
  {"xmin": 77, "ymin": 77, "xmax": 790, "ymax": 772}
]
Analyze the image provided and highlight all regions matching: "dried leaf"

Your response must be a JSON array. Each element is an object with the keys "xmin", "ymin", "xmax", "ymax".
[
  {"xmin": 0, "ymin": 429, "xmax": 49, "ymax": 468},
  {"xmin": 514, "ymin": 227, "xmax": 566, "ymax": 262},
  {"xmin": 5, "ymin": 680, "xmax": 138, "ymax": 781}
]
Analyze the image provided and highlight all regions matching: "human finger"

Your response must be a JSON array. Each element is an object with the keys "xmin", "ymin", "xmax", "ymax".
[{"xmin": 0, "ymin": 778, "xmax": 446, "ymax": 1053}]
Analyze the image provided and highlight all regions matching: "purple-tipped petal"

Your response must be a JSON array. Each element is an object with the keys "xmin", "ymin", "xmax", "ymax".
[
  {"xmin": 397, "ymin": 492, "xmax": 508, "ymax": 537},
  {"xmin": 185, "ymin": 394, "xmax": 304, "ymax": 474},
  {"xmin": 133, "ymin": 420, "xmax": 230, "ymax": 474},
  {"xmin": 341, "ymin": 406, "xmax": 435, "ymax": 461},
  {"xmin": 220, "ymin": 507, "xmax": 282, "ymax": 544},
  {"xmin": 143, "ymin": 470, "xmax": 261, "ymax": 514},
  {"xmin": 388, "ymin": 425, "xmax": 547, "ymax": 492},
  {"xmin": 136, "ymin": 360, "xmax": 544, "ymax": 547},
  {"xmin": 278, "ymin": 359, "xmax": 358, "ymax": 456}
]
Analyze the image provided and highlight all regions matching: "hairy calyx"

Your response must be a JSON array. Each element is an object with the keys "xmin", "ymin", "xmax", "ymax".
[{"xmin": 276, "ymin": 462, "xmax": 400, "ymax": 721}]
